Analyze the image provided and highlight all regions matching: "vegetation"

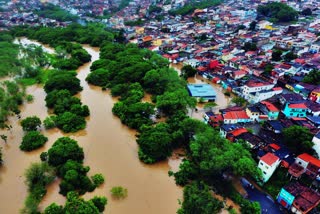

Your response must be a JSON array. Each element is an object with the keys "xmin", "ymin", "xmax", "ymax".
[
  {"xmin": 48, "ymin": 137, "xmax": 84, "ymax": 167},
  {"xmin": 231, "ymin": 97, "xmax": 246, "ymax": 107},
  {"xmin": 257, "ymin": 2, "xmax": 298, "ymax": 23},
  {"xmin": 21, "ymin": 162, "xmax": 55, "ymax": 214},
  {"xmin": 20, "ymin": 116, "xmax": 42, "ymax": 131},
  {"xmin": 283, "ymin": 125, "xmax": 314, "ymax": 155},
  {"xmin": 45, "ymin": 191, "xmax": 107, "ymax": 214},
  {"xmin": 43, "ymin": 116, "xmax": 56, "ymax": 129},
  {"xmin": 44, "ymin": 71, "xmax": 82, "ymax": 95},
  {"xmin": 0, "ymin": 147, "xmax": 2, "ymax": 165},
  {"xmin": 55, "ymin": 111, "xmax": 86, "ymax": 133},
  {"xmin": 271, "ymin": 49, "xmax": 283, "ymax": 61},
  {"xmin": 91, "ymin": 174, "xmax": 105, "ymax": 187},
  {"xmin": 303, "ymin": 69, "xmax": 320, "ymax": 85},
  {"xmin": 181, "ymin": 65, "xmax": 197, "ymax": 79},
  {"xmin": 58, "ymin": 160, "xmax": 96, "ymax": 195},
  {"xmin": 124, "ymin": 18, "xmax": 145, "ymax": 26},
  {"xmin": 20, "ymin": 131, "xmax": 48, "ymax": 151},
  {"xmin": 243, "ymin": 42, "xmax": 257, "ymax": 52},
  {"xmin": 34, "ymin": 3, "xmax": 78, "ymax": 22},
  {"xmin": 177, "ymin": 181, "xmax": 223, "ymax": 214},
  {"xmin": 137, "ymin": 123, "xmax": 173, "ymax": 163},
  {"xmin": 110, "ymin": 186, "xmax": 128, "ymax": 199},
  {"xmin": 169, "ymin": 0, "xmax": 222, "ymax": 16},
  {"xmin": 0, "ymin": 80, "xmax": 26, "ymax": 128}
]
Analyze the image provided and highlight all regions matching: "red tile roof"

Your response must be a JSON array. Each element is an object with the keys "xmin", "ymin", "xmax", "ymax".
[
  {"xmin": 269, "ymin": 143, "xmax": 280, "ymax": 151},
  {"xmin": 229, "ymin": 128, "xmax": 248, "ymax": 137},
  {"xmin": 223, "ymin": 111, "xmax": 250, "ymax": 120},
  {"xmin": 288, "ymin": 103, "xmax": 307, "ymax": 109},
  {"xmin": 261, "ymin": 101, "xmax": 279, "ymax": 112},
  {"xmin": 297, "ymin": 153, "xmax": 320, "ymax": 168},
  {"xmin": 260, "ymin": 152, "xmax": 279, "ymax": 166}
]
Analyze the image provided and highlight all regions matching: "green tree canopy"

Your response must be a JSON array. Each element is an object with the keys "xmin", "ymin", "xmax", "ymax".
[
  {"xmin": 48, "ymin": 137, "xmax": 84, "ymax": 166},
  {"xmin": 20, "ymin": 131, "xmax": 48, "ymax": 151},
  {"xmin": 283, "ymin": 125, "xmax": 314, "ymax": 155},
  {"xmin": 178, "ymin": 181, "xmax": 223, "ymax": 214},
  {"xmin": 21, "ymin": 116, "xmax": 42, "ymax": 131}
]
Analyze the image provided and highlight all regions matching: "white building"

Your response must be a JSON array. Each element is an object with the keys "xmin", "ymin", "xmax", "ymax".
[
  {"xmin": 258, "ymin": 152, "xmax": 281, "ymax": 183},
  {"xmin": 312, "ymin": 132, "xmax": 320, "ymax": 157}
]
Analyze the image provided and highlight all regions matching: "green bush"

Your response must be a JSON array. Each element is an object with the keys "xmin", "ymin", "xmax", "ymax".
[
  {"xmin": 91, "ymin": 174, "xmax": 105, "ymax": 187},
  {"xmin": 21, "ymin": 116, "xmax": 42, "ymax": 131},
  {"xmin": 110, "ymin": 186, "xmax": 128, "ymax": 199},
  {"xmin": 43, "ymin": 116, "xmax": 56, "ymax": 129},
  {"xmin": 20, "ymin": 131, "xmax": 48, "ymax": 151},
  {"xmin": 55, "ymin": 112, "xmax": 86, "ymax": 133}
]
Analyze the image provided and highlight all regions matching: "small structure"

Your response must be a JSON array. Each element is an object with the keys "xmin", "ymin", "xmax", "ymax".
[
  {"xmin": 282, "ymin": 102, "xmax": 308, "ymax": 118},
  {"xmin": 258, "ymin": 152, "xmax": 280, "ymax": 183},
  {"xmin": 277, "ymin": 182, "xmax": 320, "ymax": 214},
  {"xmin": 187, "ymin": 84, "xmax": 216, "ymax": 102}
]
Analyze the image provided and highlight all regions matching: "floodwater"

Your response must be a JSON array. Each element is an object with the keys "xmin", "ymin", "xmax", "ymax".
[{"xmin": 0, "ymin": 40, "xmax": 182, "ymax": 213}]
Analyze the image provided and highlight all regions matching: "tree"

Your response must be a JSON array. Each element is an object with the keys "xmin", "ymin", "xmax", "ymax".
[
  {"xmin": 231, "ymin": 97, "xmax": 246, "ymax": 106},
  {"xmin": 181, "ymin": 65, "xmax": 197, "ymax": 79},
  {"xmin": 272, "ymin": 49, "xmax": 283, "ymax": 61},
  {"xmin": 91, "ymin": 174, "xmax": 105, "ymax": 187},
  {"xmin": 137, "ymin": 123, "xmax": 173, "ymax": 163},
  {"xmin": 177, "ymin": 181, "xmax": 223, "ymax": 214},
  {"xmin": 86, "ymin": 68, "xmax": 110, "ymax": 86},
  {"xmin": 283, "ymin": 125, "xmax": 314, "ymax": 155},
  {"xmin": 283, "ymin": 51, "xmax": 297, "ymax": 62},
  {"xmin": 21, "ymin": 116, "xmax": 42, "ymax": 131},
  {"xmin": 257, "ymin": 2, "xmax": 298, "ymax": 23},
  {"xmin": 43, "ymin": 116, "xmax": 56, "ymax": 129},
  {"xmin": 90, "ymin": 196, "xmax": 107, "ymax": 213},
  {"xmin": 55, "ymin": 111, "xmax": 86, "ymax": 133},
  {"xmin": 0, "ymin": 147, "xmax": 2, "ymax": 165},
  {"xmin": 48, "ymin": 137, "xmax": 84, "ymax": 166},
  {"xmin": 20, "ymin": 131, "xmax": 48, "ymax": 151},
  {"xmin": 303, "ymin": 69, "xmax": 320, "ymax": 85},
  {"xmin": 23, "ymin": 162, "xmax": 55, "ymax": 213},
  {"xmin": 64, "ymin": 192, "xmax": 100, "ymax": 214},
  {"xmin": 243, "ymin": 42, "xmax": 257, "ymax": 52},
  {"xmin": 44, "ymin": 203, "xmax": 64, "ymax": 214},
  {"xmin": 0, "ymin": 134, "xmax": 7, "ymax": 143},
  {"xmin": 264, "ymin": 64, "xmax": 274, "ymax": 75},
  {"xmin": 44, "ymin": 72, "xmax": 82, "ymax": 95},
  {"xmin": 110, "ymin": 186, "xmax": 128, "ymax": 199},
  {"xmin": 302, "ymin": 8, "xmax": 312, "ymax": 16},
  {"xmin": 249, "ymin": 21, "xmax": 257, "ymax": 31}
]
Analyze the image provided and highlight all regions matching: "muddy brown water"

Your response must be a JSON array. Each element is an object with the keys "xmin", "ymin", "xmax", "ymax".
[{"xmin": 0, "ymin": 40, "xmax": 182, "ymax": 213}]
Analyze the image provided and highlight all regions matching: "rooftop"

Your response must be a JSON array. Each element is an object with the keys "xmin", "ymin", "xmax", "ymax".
[
  {"xmin": 260, "ymin": 152, "xmax": 279, "ymax": 166},
  {"xmin": 187, "ymin": 84, "xmax": 216, "ymax": 97}
]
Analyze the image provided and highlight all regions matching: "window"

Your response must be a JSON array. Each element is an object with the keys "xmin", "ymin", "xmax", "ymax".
[
  {"xmin": 260, "ymin": 162, "xmax": 263, "ymax": 165},
  {"xmin": 265, "ymin": 166, "xmax": 269, "ymax": 170},
  {"xmin": 298, "ymin": 161, "xmax": 302, "ymax": 165},
  {"xmin": 263, "ymin": 171, "xmax": 267, "ymax": 175}
]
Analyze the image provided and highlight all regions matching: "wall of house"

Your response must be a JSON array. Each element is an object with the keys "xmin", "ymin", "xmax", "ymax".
[
  {"xmin": 295, "ymin": 158, "xmax": 309, "ymax": 170},
  {"xmin": 258, "ymin": 159, "xmax": 280, "ymax": 182},
  {"xmin": 268, "ymin": 111, "xmax": 279, "ymax": 120},
  {"xmin": 283, "ymin": 104, "xmax": 307, "ymax": 118}
]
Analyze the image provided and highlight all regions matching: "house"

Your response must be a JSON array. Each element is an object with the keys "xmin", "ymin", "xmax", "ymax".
[
  {"xmin": 277, "ymin": 182, "xmax": 320, "ymax": 214},
  {"xmin": 282, "ymin": 102, "xmax": 308, "ymax": 118},
  {"xmin": 222, "ymin": 110, "xmax": 250, "ymax": 124},
  {"xmin": 231, "ymin": 69, "xmax": 247, "ymax": 80},
  {"xmin": 241, "ymin": 80, "xmax": 274, "ymax": 99},
  {"xmin": 294, "ymin": 153, "xmax": 320, "ymax": 179},
  {"xmin": 260, "ymin": 101, "xmax": 280, "ymax": 120},
  {"xmin": 226, "ymin": 127, "xmax": 248, "ymax": 142},
  {"xmin": 220, "ymin": 124, "xmax": 241, "ymax": 138},
  {"xmin": 208, "ymin": 114, "xmax": 224, "ymax": 127},
  {"xmin": 309, "ymin": 87, "xmax": 320, "ymax": 103},
  {"xmin": 258, "ymin": 152, "xmax": 281, "ymax": 182},
  {"xmin": 187, "ymin": 84, "xmax": 216, "ymax": 101},
  {"xmin": 312, "ymin": 132, "xmax": 320, "ymax": 158},
  {"xmin": 235, "ymin": 132, "xmax": 265, "ymax": 149},
  {"xmin": 264, "ymin": 120, "xmax": 284, "ymax": 134},
  {"xmin": 246, "ymin": 106, "xmax": 260, "ymax": 121}
]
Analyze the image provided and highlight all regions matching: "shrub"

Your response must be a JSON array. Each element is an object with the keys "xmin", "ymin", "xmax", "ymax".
[
  {"xmin": 43, "ymin": 116, "xmax": 56, "ymax": 129},
  {"xmin": 20, "ymin": 131, "xmax": 48, "ymax": 151},
  {"xmin": 110, "ymin": 186, "xmax": 128, "ymax": 199},
  {"xmin": 91, "ymin": 174, "xmax": 105, "ymax": 187},
  {"xmin": 21, "ymin": 116, "xmax": 42, "ymax": 131}
]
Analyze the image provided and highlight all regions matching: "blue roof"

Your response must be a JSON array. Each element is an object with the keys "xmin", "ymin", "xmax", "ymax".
[{"xmin": 187, "ymin": 84, "xmax": 216, "ymax": 97}]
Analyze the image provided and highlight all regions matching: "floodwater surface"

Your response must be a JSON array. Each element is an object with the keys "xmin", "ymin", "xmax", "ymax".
[{"xmin": 0, "ymin": 40, "xmax": 182, "ymax": 214}]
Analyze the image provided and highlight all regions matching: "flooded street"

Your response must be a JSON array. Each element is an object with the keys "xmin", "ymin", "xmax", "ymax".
[{"xmin": 0, "ymin": 40, "xmax": 182, "ymax": 213}]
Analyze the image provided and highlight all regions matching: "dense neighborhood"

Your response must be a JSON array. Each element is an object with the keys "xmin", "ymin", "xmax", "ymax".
[{"xmin": 1, "ymin": 0, "xmax": 320, "ymax": 213}]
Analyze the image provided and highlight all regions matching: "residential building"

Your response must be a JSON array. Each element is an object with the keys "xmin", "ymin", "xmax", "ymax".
[
  {"xmin": 282, "ymin": 102, "xmax": 308, "ymax": 118},
  {"xmin": 258, "ymin": 152, "xmax": 281, "ymax": 183}
]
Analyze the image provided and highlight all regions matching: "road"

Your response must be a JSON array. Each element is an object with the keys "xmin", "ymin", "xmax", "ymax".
[{"xmin": 241, "ymin": 178, "xmax": 283, "ymax": 214}]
